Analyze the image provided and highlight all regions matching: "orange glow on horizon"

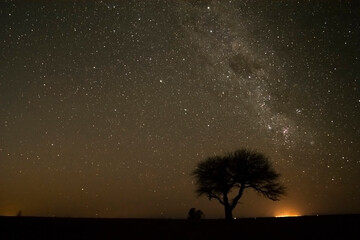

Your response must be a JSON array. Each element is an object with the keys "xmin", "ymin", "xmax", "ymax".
[
  {"xmin": 0, "ymin": 211, "xmax": 16, "ymax": 217},
  {"xmin": 275, "ymin": 214, "xmax": 301, "ymax": 218},
  {"xmin": 274, "ymin": 210, "xmax": 302, "ymax": 218}
]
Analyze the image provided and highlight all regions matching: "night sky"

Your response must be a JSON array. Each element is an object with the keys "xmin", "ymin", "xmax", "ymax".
[{"xmin": 1, "ymin": 0, "xmax": 359, "ymax": 219}]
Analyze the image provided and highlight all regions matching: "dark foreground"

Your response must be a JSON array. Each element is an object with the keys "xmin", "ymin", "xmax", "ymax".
[{"xmin": 1, "ymin": 215, "xmax": 359, "ymax": 240}]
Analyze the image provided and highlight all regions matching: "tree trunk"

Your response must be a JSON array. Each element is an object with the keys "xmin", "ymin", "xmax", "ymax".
[
  {"xmin": 224, "ymin": 205, "xmax": 233, "ymax": 220},
  {"xmin": 223, "ymin": 193, "xmax": 233, "ymax": 220}
]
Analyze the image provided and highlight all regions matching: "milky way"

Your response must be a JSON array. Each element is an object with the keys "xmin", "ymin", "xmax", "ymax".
[{"xmin": 1, "ymin": 0, "xmax": 359, "ymax": 218}]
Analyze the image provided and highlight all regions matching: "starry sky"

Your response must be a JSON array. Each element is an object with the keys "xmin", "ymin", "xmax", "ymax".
[{"xmin": 1, "ymin": 0, "xmax": 359, "ymax": 219}]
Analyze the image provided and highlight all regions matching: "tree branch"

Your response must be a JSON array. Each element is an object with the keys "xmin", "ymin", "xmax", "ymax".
[
  {"xmin": 250, "ymin": 183, "xmax": 286, "ymax": 201},
  {"xmin": 208, "ymin": 193, "xmax": 225, "ymax": 205},
  {"xmin": 230, "ymin": 185, "xmax": 245, "ymax": 210}
]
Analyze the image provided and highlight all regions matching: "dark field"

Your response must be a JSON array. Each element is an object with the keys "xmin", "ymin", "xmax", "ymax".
[{"xmin": 1, "ymin": 215, "xmax": 359, "ymax": 240}]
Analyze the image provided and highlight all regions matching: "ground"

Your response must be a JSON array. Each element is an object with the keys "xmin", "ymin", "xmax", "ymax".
[{"xmin": 0, "ymin": 215, "xmax": 359, "ymax": 239}]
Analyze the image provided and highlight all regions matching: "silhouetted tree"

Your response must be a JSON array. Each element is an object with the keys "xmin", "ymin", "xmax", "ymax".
[
  {"xmin": 192, "ymin": 148, "xmax": 286, "ymax": 220},
  {"xmin": 187, "ymin": 208, "xmax": 204, "ymax": 220},
  {"xmin": 16, "ymin": 210, "xmax": 22, "ymax": 217},
  {"xmin": 187, "ymin": 208, "xmax": 196, "ymax": 220},
  {"xmin": 195, "ymin": 209, "xmax": 204, "ymax": 219}
]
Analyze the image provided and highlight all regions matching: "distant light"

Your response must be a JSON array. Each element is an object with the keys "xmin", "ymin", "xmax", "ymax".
[
  {"xmin": 275, "ymin": 210, "xmax": 302, "ymax": 218},
  {"xmin": 275, "ymin": 214, "xmax": 301, "ymax": 218}
]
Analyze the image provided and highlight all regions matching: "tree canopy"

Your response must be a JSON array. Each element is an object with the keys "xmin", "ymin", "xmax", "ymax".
[{"xmin": 192, "ymin": 148, "xmax": 286, "ymax": 219}]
